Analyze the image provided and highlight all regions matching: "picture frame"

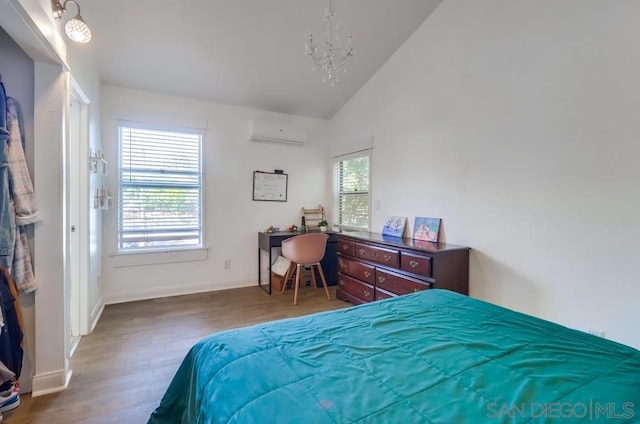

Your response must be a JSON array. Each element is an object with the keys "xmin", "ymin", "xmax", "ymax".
[
  {"xmin": 382, "ymin": 216, "xmax": 407, "ymax": 237},
  {"xmin": 413, "ymin": 217, "xmax": 441, "ymax": 242},
  {"xmin": 253, "ymin": 171, "xmax": 288, "ymax": 202}
]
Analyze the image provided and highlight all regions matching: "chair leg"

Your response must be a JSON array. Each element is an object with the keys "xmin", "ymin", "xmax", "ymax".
[
  {"xmin": 293, "ymin": 264, "xmax": 301, "ymax": 305},
  {"xmin": 282, "ymin": 263, "xmax": 294, "ymax": 294},
  {"xmin": 310, "ymin": 265, "xmax": 318, "ymax": 290},
  {"xmin": 316, "ymin": 263, "xmax": 331, "ymax": 301}
]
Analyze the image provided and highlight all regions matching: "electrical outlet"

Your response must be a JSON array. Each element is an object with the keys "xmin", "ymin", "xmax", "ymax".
[{"xmin": 224, "ymin": 259, "xmax": 231, "ymax": 269}]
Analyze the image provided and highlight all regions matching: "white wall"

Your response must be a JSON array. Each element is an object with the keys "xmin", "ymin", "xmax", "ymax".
[
  {"xmin": 329, "ymin": 0, "xmax": 640, "ymax": 349},
  {"xmin": 32, "ymin": 61, "xmax": 69, "ymax": 394},
  {"xmin": 101, "ymin": 86, "xmax": 330, "ymax": 303}
]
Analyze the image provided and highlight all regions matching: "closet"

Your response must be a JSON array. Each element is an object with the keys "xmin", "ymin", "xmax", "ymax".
[{"xmin": 0, "ymin": 25, "xmax": 39, "ymax": 415}]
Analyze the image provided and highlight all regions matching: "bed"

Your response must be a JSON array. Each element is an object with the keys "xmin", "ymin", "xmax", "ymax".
[{"xmin": 148, "ymin": 289, "xmax": 639, "ymax": 423}]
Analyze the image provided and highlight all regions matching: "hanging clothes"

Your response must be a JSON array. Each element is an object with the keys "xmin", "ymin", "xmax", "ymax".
[
  {"xmin": 0, "ymin": 266, "xmax": 23, "ymax": 381},
  {"xmin": 0, "ymin": 80, "xmax": 29, "ymax": 414},
  {"xmin": 6, "ymin": 97, "xmax": 39, "ymax": 294},
  {"xmin": 0, "ymin": 81, "xmax": 14, "ymax": 269},
  {"xmin": 6, "ymin": 98, "xmax": 39, "ymax": 225}
]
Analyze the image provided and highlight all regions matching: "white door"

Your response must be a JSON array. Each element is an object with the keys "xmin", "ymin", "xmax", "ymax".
[
  {"xmin": 69, "ymin": 95, "xmax": 81, "ymax": 343},
  {"xmin": 68, "ymin": 79, "xmax": 91, "ymax": 355}
]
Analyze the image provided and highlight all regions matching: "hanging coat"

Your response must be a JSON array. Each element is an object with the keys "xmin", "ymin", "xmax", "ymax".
[
  {"xmin": 6, "ymin": 97, "xmax": 39, "ymax": 225},
  {"xmin": 0, "ymin": 82, "xmax": 15, "ymax": 269},
  {"xmin": 6, "ymin": 97, "xmax": 39, "ymax": 294}
]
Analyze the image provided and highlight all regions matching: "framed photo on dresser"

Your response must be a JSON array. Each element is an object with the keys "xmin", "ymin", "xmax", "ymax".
[
  {"xmin": 413, "ymin": 217, "xmax": 441, "ymax": 242},
  {"xmin": 382, "ymin": 216, "xmax": 407, "ymax": 237}
]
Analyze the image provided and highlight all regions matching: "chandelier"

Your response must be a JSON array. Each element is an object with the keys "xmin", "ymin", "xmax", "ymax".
[{"xmin": 304, "ymin": 0, "xmax": 355, "ymax": 86}]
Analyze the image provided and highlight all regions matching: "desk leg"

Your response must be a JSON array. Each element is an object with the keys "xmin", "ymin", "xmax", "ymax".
[
  {"xmin": 258, "ymin": 247, "xmax": 272, "ymax": 295},
  {"xmin": 268, "ymin": 247, "xmax": 273, "ymax": 295}
]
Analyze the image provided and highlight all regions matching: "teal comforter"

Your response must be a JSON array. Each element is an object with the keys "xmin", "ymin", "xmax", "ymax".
[{"xmin": 148, "ymin": 290, "xmax": 640, "ymax": 423}]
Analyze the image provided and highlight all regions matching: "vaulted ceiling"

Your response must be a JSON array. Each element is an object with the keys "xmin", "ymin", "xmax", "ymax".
[{"xmin": 73, "ymin": 0, "xmax": 443, "ymax": 119}]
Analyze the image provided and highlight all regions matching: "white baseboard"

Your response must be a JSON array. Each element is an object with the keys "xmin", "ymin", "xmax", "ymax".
[
  {"xmin": 31, "ymin": 368, "xmax": 72, "ymax": 397},
  {"xmin": 104, "ymin": 280, "xmax": 255, "ymax": 305},
  {"xmin": 89, "ymin": 297, "xmax": 105, "ymax": 333}
]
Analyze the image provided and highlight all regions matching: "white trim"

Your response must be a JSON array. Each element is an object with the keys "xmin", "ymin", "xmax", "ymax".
[
  {"xmin": 117, "ymin": 119, "xmax": 206, "ymax": 135},
  {"xmin": 69, "ymin": 336, "xmax": 81, "ymax": 357},
  {"xmin": 70, "ymin": 78, "xmax": 91, "ymax": 104},
  {"xmin": 31, "ymin": 369, "xmax": 73, "ymax": 398},
  {"xmin": 110, "ymin": 247, "xmax": 209, "ymax": 268},
  {"xmin": 330, "ymin": 147, "xmax": 372, "ymax": 160},
  {"xmin": 328, "ymin": 135, "xmax": 374, "ymax": 158},
  {"xmin": 0, "ymin": 0, "xmax": 68, "ymax": 66},
  {"xmin": 69, "ymin": 81, "xmax": 92, "ymax": 336},
  {"xmin": 89, "ymin": 297, "xmax": 105, "ymax": 333}
]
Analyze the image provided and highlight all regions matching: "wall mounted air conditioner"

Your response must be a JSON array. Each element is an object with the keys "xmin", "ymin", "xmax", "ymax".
[{"xmin": 250, "ymin": 120, "xmax": 307, "ymax": 146}]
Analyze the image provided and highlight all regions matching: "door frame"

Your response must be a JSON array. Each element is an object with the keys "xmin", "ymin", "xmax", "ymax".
[{"xmin": 68, "ymin": 77, "xmax": 91, "ymax": 343}]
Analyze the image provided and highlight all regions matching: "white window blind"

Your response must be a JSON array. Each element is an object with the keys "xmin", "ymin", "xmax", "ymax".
[
  {"xmin": 333, "ymin": 151, "xmax": 370, "ymax": 230},
  {"xmin": 118, "ymin": 125, "xmax": 203, "ymax": 251}
]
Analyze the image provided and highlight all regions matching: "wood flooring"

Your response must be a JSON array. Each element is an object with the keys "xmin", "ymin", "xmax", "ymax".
[{"xmin": 6, "ymin": 285, "xmax": 350, "ymax": 423}]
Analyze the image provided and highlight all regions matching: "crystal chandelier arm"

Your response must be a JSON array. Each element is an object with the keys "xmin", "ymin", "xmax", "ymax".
[{"xmin": 305, "ymin": 0, "xmax": 355, "ymax": 85}]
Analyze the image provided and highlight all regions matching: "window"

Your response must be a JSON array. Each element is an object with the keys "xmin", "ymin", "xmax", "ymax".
[
  {"xmin": 118, "ymin": 125, "xmax": 203, "ymax": 251},
  {"xmin": 333, "ymin": 150, "xmax": 370, "ymax": 230}
]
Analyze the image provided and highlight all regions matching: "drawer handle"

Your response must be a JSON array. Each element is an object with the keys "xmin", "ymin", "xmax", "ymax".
[
  {"xmin": 384, "ymin": 254, "xmax": 392, "ymax": 262},
  {"xmin": 342, "ymin": 245, "xmax": 350, "ymax": 251},
  {"xmin": 363, "ymin": 290, "xmax": 371, "ymax": 298},
  {"xmin": 409, "ymin": 260, "xmax": 420, "ymax": 268},
  {"xmin": 378, "ymin": 275, "xmax": 386, "ymax": 284},
  {"xmin": 339, "ymin": 280, "xmax": 345, "ymax": 286},
  {"xmin": 370, "ymin": 251, "xmax": 376, "ymax": 257},
  {"xmin": 414, "ymin": 288, "xmax": 421, "ymax": 292},
  {"xmin": 358, "ymin": 248, "xmax": 365, "ymax": 255},
  {"xmin": 364, "ymin": 271, "xmax": 371, "ymax": 278}
]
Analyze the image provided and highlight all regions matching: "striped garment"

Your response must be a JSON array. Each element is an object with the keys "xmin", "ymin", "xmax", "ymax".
[{"xmin": 6, "ymin": 98, "xmax": 39, "ymax": 295}]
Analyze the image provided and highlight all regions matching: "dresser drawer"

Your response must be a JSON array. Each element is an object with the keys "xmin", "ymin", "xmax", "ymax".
[
  {"xmin": 337, "ymin": 257, "xmax": 375, "ymax": 284},
  {"xmin": 400, "ymin": 252, "xmax": 432, "ymax": 278},
  {"xmin": 375, "ymin": 287, "xmax": 397, "ymax": 301},
  {"xmin": 338, "ymin": 273, "xmax": 375, "ymax": 303},
  {"xmin": 338, "ymin": 239, "xmax": 355, "ymax": 257},
  {"xmin": 336, "ymin": 289, "xmax": 368, "ymax": 305},
  {"xmin": 375, "ymin": 269, "xmax": 432, "ymax": 296},
  {"xmin": 355, "ymin": 243, "xmax": 399, "ymax": 268}
]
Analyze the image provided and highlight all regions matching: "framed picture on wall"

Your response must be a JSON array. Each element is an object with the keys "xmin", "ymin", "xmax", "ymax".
[{"xmin": 252, "ymin": 171, "xmax": 288, "ymax": 202}]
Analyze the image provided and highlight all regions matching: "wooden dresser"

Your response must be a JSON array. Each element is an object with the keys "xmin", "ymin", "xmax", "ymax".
[{"xmin": 336, "ymin": 231, "xmax": 470, "ymax": 305}]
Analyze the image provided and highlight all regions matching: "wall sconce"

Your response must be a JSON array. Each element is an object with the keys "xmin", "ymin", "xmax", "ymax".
[{"xmin": 51, "ymin": 0, "xmax": 92, "ymax": 43}]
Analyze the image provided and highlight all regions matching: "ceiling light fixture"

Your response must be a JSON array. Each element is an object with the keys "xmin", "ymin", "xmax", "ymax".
[
  {"xmin": 51, "ymin": 0, "xmax": 92, "ymax": 44},
  {"xmin": 304, "ymin": 0, "xmax": 355, "ymax": 86}
]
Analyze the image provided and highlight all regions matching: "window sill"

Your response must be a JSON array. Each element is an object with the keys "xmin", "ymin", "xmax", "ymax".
[{"xmin": 110, "ymin": 247, "xmax": 208, "ymax": 268}]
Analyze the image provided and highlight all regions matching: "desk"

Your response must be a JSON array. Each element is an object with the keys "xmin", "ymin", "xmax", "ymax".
[{"xmin": 258, "ymin": 231, "xmax": 338, "ymax": 294}]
